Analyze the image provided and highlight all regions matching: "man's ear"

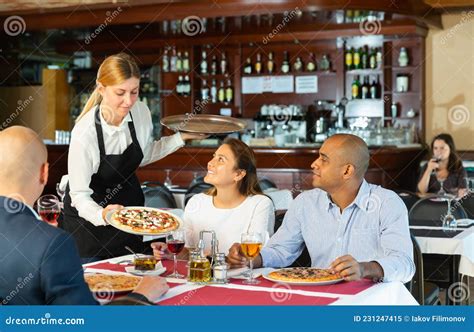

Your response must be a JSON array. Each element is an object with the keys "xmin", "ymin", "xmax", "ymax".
[
  {"xmin": 40, "ymin": 162, "xmax": 49, "ymax": 186},
  {"xmin": 342, "ymin": 164, "xmax": 355, "ymax": 179}
]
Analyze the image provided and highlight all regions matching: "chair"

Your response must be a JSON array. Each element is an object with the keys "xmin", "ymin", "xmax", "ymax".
[
  {"xmin": 188, "ymin": 175, "xmax": 206, "ymax": 189},
  {"xmin": 273, "ymin": 210, "xmax": 311, "ymax": 268},
  {"xmin": 264, "ymin": 189, "xmax": 293, "ymax": 210},
  {"xmin": 142, "ymin": 181, "xmax": 177, "ymax": 209},
  {"xmin": 459, "ymin": 193, "xmax": 474, "ymax": 219},
  {"xmin": 184, "ymin": 182, "xmax": 213, "ymax": 207},
  {"xmin": 395, "ymin": 190, "xmax": 419, "ymax": 212},
  {"xmin": 409, "ymin": 197, "xmax": 467, "ymax": 227},
  {"xmin": 408, "ymin": 234, "xmax": 440, "ymax": 305},
  {"xmin": 258, "ymin": 177, "xmax": 277, "ymax": 191}
]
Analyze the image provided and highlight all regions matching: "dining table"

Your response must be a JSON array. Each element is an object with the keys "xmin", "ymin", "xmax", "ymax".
[{"xmin": 83, "ymin": 254, "xmax": 418, "ymax": 306}]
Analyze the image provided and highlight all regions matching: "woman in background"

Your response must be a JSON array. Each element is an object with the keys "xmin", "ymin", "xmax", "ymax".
[{"xmin": 417, "ymin": 133, "xmax": 468, "ymax": 198}]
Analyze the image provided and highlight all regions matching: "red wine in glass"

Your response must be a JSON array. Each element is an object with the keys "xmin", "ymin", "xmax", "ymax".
[
  {"xmin": 167, "ymin": 240, "xmax": 185, "ymax": 254},
  {"xmin": 39, "ymin": 210, "xmax": 60, "ymax": 225}
]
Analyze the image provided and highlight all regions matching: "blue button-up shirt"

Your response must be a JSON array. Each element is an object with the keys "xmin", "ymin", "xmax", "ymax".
[{"xmin": 261, "ymin": 180, "xmax": 415, "ymax": 283}]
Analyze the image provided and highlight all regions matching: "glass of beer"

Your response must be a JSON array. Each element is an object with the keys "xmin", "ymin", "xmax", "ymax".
[
  {"xmin": 166, "ymin": 229, "xmax": 186, "ymax": 278},
  {"xmin": 240, "ymin": 232, "xmax": 263, "ymax": 285},
  {"xmin": 36, "ymin": 194, "xmax": 61, "ymax": 227}
]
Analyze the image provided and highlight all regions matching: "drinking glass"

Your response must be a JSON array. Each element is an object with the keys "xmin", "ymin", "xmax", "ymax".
[
  {"xmin": 442, "ymin": 196, "xmax": 457, "ymax": 232},
  {"xmin": 167, "ymin": 229, "xmax": 185, "ymax": 278},
  {"xmin": 240, "ymin": 232, "xmax": 263, "ymax": 285},
  {"xmin": 36, "ymin": 195, "xmax": 61, "ymax": 227},
  {"xmin": 164, "ymin": 169, "xmax": 173, "ymax": 188}
]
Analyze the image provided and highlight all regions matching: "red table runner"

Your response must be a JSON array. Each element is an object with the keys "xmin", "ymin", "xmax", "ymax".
[{"xmin": 159, "ymin": 286, "xmax": 338, "ymax": 306}]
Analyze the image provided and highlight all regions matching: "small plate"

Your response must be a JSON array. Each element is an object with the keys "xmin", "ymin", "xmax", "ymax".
[{"xmin": 262, "ymin": 269, "xmax": 344, "ymax": 286}]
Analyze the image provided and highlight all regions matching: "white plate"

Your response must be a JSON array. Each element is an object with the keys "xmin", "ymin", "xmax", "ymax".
[
  {"xmin": 262, "ymin": 269, "xmax": 344, "ymax": 286},
  {"xmin": 105, "ymin": 206, "xmax": 183, "ymax": 236},
  {"xmin": 125, "ymin": 264, "xmax": 167, "ymax": 276}
]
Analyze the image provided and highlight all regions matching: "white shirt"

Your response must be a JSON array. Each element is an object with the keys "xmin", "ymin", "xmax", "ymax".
[
  {"xmin": 68, "ymin": 101, "xmax": 184, "ymax": 226},
  {"xmin": 183, "ymin": 193, "xmax": 275, "ymax": 255}
]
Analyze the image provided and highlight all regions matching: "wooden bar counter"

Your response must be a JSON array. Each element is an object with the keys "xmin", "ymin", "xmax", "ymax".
[{"xmin": 45, "ymin": 144, "xmax": 426, "ymax": 195}]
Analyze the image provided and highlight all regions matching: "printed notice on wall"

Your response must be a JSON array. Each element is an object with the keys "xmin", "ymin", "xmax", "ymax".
[
  {"xmin": 242, "ymin": 77, "xmax": 263, "ymax": 94},
  {"xmin": 295, "ymin": 75, "xmax": 318, "ymax": 94},
  {"xmin": 271, "ymin": 75, "xmax": 294, "ymax": 93}
]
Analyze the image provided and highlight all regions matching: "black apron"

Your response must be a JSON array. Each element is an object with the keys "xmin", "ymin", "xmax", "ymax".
[{"xmin": 62, "ymin": 107, "xmax": 149, "ymax": 259}]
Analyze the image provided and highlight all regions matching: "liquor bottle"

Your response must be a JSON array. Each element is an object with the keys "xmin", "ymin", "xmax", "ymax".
[
  {"xmin": 255, "ymin": 53, "xmax": 262, "ymax": 74},
  {"xmin": 225, "ymin": 79, "xmax": 233, "ymax": 104},
  {"xmin": 176, "ymin": 51, "xmax": 183, "ymax": 72},
  {"xmin": 182, "ymin": 51, "xmax": 190, "ymax": 72},
  {"xmin": 218, "ymin": 80, "xmax": 225, "ymax": 103},
  {"xmin": 398, "ymin": 47, "xmax": 409, "ymax": 67},
  {"xmin": 360, "ymin": 46, "xmax": 368, "ymax": 69},
  {"xmin": 293, "ymin": 57, "xmax": 303, "ymax": 72},
  {"xmin": 210, "ymin": 79, "xmax": 217, "ymax": 103},
  {"xmin": 201, "ymin": 79, "xmax": 209, "ymax": 101},
  {"xmin": 162, "ymin": 47, "xmax": 169, "ymax": 72},
  {"xmin": 376, "ymin": 47, "xmax": 383, "ymax": 69},
  {"xmin": 351, "ymin": 75, "xmax": 360, "ymax": 99},
  {"xmin": 361, "ymin": 76, "xmax": 369, "ymax": 99},
  {"xmin": 353, "ymin": 47, "xmax": 361, "ymax": 70},
  {"xmin": 370, "ymin": 77, "xmax": 377, "ymax": 99},
  {"xmin": 375, "ymin": 75, "xmax": 381, "ymax": 98},
  {"xmin": 220, "ymin": 52, "xmax": 227, "ymax": 74},
  {"xmin": 267, "ymin": 52, "xmax": 275, "ymax": 74},
  {"xmin": 369, "ymin": 48, "xmax": 376, "ymax": 70},
  {"xmin": 210, "ymin": 55, "xmax": 218, "ymax": 75},
  {"xmin": 200, "ymin": 50, "xmax": 208, "ymax": 74},
  {"xmin": 183, "ymin": 75, "xmax": 191, "ymax": 97},
  {"xmin": 170, "ymin": 46, "xmax": 178, "ymax": 72},
  {"xmin": 345, "ymin": 47, "xmax": 353, "ymax": 70},
  {"xmin": 306, "ymin": 52, "xmax": 316, "ymax": 72},
  {"xmin": 281, "ymin": 51, "xmax": 290, "ymax": 73},
  {"xmin": 319, "ymin": 54, "xmax": 330, "ymax": 71},
  {"xmin": 243, "ymin": 57, "xmax": 252, "ymax": 74},
  {"xmin": 176, "ymin": 75, "xmax": 183, "ymax": 96}
]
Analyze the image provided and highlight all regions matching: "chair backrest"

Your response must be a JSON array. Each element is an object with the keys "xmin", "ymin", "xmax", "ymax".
[
  {"xmin": 188, "ymin": 175, "xmax": 206, "ymax": 189},
  {"xmin": 184, "ymin": 182, "xmax": 213, "ymax": 207},
  {"xmin": 265, "ymin": 189, "xmax": 293, "ymax": 210},
  {"xmin": 408, "ymin": 197, "xmax": 467, "ymax": 227},
  {"xmin": 459, "ymin": 193, "xmax": 474, "ymax": 219},
  {"xmin": 409, "ymin": 233, "xmax": 424, "ymax": 305},
  {"xmin": 258, "ymin": 177, "xmax": 277, "ymax": 191},
  {"xmin": 395, "ymin": 190, "xmax": 419, "ymax": 212},
  {"xmin": 142, "ymin": 182, "xmax": 177, "ymax": 209}
]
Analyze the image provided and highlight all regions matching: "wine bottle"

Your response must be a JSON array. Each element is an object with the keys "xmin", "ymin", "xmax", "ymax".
[
  {"xmin": 281, "ymin": 51, "xmax": 290, "ymax": 73},
  {"xmin": 267, "ymin": 51, "xmax": 275, "ymax": 74},
  {"xmin": 211, "ymin": 55, "xmax": 217, "ymax": 75},
  {"xmin": 361, "ymin": 46, "xmax": 368, "ymax": 69},
  {"xmin": 293, "ymin": 57, "xmax": 303, "ymax": 72},
  {"xmin": 255, "ymin": 53, "xmax": 262, "ymax": 74},
  {"xmin": 201, "ymin": 79, "xmax": 209, "ymax": 101},
  {"xmin": 306, "ymin": 52, "xmax": 316, "ymax": 72},
  {"xmin": 353, "ymin": 47, "xmax": 361, "ymax": 70},
  {"xmin": 182, "ymin": 51, "xmax": 190, "ymax": 72},
  {"xmin": 162, "ymin": 47, "xmax": 169, "ymax": 72},
  {"xmin": 345, "ymin": 47, "xmax": 353, "ymax": 70},
  {"xmin": 243, "ymin": 57, "xmax": 252, "ymax": 74},
  {"xmin": 351, "ymin": 75, "xmax": 360, "ymax": 99},
  {"xmin": 218, "ymin": 80, "xmax": 225, "ymax": 103},
  {"xmin": 170, "ymin": 46, "xmax": 178, "ymax": 72},
  {"xmin": 220, "ymin": 52, "xmax": 227, "ymax": 74},
  {"xmin": 225, "ymin": 79, "xmax": 233, "ymax": 104},
  {"xmin": 176, "ymin": 75, "xmax": 183, "ymax": 96},
  {"xmin": 200, "ymin": 50, "xmax": 208, "ymax": 74},
  {"xmin": 176, "ymin": 51, "xmax": 183, "ymax": 72},
  {"xmin": 210, "ymin": 79, "xmax": 217, "ymax": 103},
  {"xmin": 361, "ymin": 76, "xmax": 369, "ymax": 99}
]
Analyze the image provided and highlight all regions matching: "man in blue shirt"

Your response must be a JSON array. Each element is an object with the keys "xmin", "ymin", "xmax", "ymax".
[{"xmin": 228, "ymin": 134, "xmax": 414, "ymax": 283}]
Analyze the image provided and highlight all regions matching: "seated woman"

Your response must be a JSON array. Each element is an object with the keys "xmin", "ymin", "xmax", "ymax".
[
  {"xmin": 417, "ymin": 133, "xmax": 468, "ymax": 198},
  {"xmin": 152, "ymin": 138, "xmax": 275, "ymax": 258}
]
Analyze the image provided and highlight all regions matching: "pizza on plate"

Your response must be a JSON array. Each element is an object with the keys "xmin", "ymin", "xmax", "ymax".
[
  {"xmin": 268, "ymin": 267, "xmax": 342, "ymax": 283},
  {"xmin": 84, "ymin": 274, "xmax": 141, "ymax": 292},
  {"xmin": 110, "ymin": 207, "xmax": 180, "ymax": 234}
]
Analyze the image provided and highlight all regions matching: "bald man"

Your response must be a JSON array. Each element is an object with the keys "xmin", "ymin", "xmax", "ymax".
[
  {"xmin": 228, "ymin": 134, "xmax": 414, "ymax": 283},
  {"xmin": 0, "ymin": 126, "xmax": 168, "ymax": 305}
]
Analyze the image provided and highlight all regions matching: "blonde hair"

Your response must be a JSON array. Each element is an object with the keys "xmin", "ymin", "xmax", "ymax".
[{"xmin": 76, "ymin": 53, "xmax": 140, "ymax": 122}]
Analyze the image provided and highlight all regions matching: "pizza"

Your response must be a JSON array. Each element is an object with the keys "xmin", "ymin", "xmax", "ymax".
[
  {"xmin": 268, "ymin": 267, "xmax": 342, "ymax": 283},
  {"xmin": 84, "ymin": 274, "xmax": 141, "ymax": 292},
  {"xmin": 110, "ymin": 207, "xmax": 180, "ymax": 235}
]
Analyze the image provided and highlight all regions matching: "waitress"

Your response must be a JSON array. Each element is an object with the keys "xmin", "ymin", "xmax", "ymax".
[{"xmin": 62, "ymin": 53, "xmax": 202, "ymax": 262}]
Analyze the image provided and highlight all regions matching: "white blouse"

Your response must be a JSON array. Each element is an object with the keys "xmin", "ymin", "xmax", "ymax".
[
  {"xmin": 183, "ymin": 193, "xmax": 275, "ymax": 255},
  {"xmin": 67, "ymin": 101, "xmax": 184, "ymax": 226}
]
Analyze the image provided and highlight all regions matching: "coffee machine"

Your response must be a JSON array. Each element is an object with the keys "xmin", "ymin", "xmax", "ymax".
[
  {"xmin": 306, "ymin": 100, "xmax": 335, "ymax": 142},
  {"xmin": 254, "ymin": 104, "xmax": 306, "ymax": 146}
]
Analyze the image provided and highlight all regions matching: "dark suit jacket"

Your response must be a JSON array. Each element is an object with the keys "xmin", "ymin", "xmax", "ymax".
[{"xmin": 0, "ymin": 196, "xmax": 97, "ymax": 305}]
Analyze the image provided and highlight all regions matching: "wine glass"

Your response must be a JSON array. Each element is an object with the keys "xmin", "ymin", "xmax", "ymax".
[
  {"xmin": 164, "ymin": 169, "xmax": 173, "ymax": 188},
  {"xmin": 240, "ymin": 232, "xmax": 263, "ymax": 285},
  {"xmin": 167, "ymin": 229, "xmax": 185, "ymax": 278},
  {"xmin": 36, "ymin": 194, "xmax": 61, "ymax": 227},
  {"xmin": 442, "ymin": 196, "xmax": 457, "ymax": 232},
  {"xmin": 437, "ymin": 178, "xmax": 446, "ymax": 196}
]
